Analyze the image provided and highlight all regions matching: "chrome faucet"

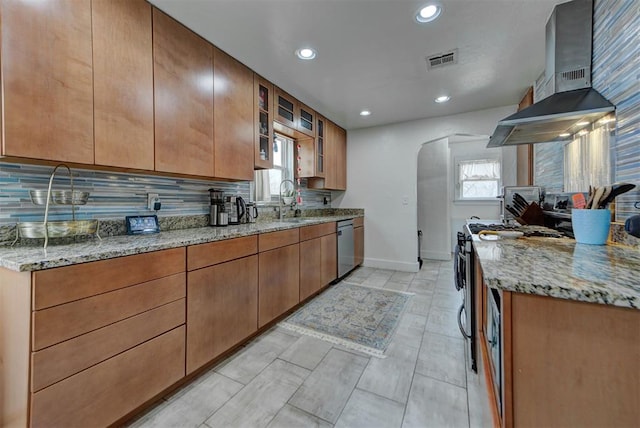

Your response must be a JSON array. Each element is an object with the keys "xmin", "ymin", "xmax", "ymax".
[{"xmin": 279, "ymin": 179, "xmax": 295, "ymax": 220}]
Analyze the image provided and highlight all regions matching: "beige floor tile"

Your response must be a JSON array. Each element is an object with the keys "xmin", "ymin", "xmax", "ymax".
[
  {"xmin": 402, "ymin": 373, "xmax": 469, "ymax": 428},
  {"xmin": 335, "ymin": 389, "xmax": 405, "ymax": 428},
  {"xmin": 136, "ymin": 371, "xmax": 243, "ymax": 427},
  {"xmin": 408, "ymin": 278, "xmax": 437, "ymax": 295},
  {"xmin": 432, "ymin": 290, "xmax": 463, "ymax": 310},
  {"xmin": 393, "ymin": 313, "xmax": 427, "ymax": 349},
  {"xmin": 390, "ymin": 271, "xmax": 416, "ymax": 284},
  {"xmin": 406, "ymin": 294, "xmax": 433, "ymax": 316},
  {"xmin": 215, "ymin": 329, "xmax": 299, "ymax": 384},
  {"xmin": 416, "ymin": 332, "xmax": 466, "ymax": 388},
  {"xmin": 205, "ymin": 359, "xmax": 310, "ymax": 428},
  {"xmin": 357, "ymin": 341, "xmax": 419, "ymax": 404},
  {"xmin": 383, "ymin": 280, "xmax": 411, "ymax": 292},
  {"xmin": 279, "ymin": 335, "xmax": 333, "ymax": 370},
  {"xmin": 425, "ymin": 305, "xmax": 461, "ymax": 338},
  {"xmin": 267, "ymin": 404, "xmax": 332, "ymax": 428},
  {"xmin": 288, "ymin": 349, "xmax": 369, "ymax": 423}
]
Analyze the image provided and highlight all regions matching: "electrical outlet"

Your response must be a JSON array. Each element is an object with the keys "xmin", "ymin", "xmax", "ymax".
[
  {"xmin": 147, "ymin": 193, "xmax": 159, "ymax": 211},
  {"xmin": 402, "ymin": 196, "xmax": 409, "ymax": 205}
]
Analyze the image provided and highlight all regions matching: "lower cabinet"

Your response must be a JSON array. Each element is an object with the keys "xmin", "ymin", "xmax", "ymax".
[
  {"xmin": 186, "ymin": 255, "xmax": 258, "ymax": 374},
  {"xmin": 31, "ymin": 327, "xmax": 185, "ymax": 428},
  {"xmin": 26, "ymin": 248, "xmax": 187, "ymax": 427},
  {"xmin": 258, "ymin": 243, "xmax": 300, "ymax": 327},
  {"xmin": 320, "ymin": 233, "xmax": 338, "ymax": 287},
  {"xmin": 299, "ymin": 223, "xmax": 337, "ymax": 301}
]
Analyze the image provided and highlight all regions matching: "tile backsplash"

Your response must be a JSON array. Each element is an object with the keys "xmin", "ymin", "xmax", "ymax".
[
  {"xmin": 533, "ymin": 0, "xmax": 640, "ymax": 222},
  {"xmin": 0, "ymin": 162, "xmax": 331, "ymax": 225}
]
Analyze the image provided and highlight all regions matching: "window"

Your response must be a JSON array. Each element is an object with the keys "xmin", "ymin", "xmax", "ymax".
[
  {"xmin": 456, "ymin": 158, "xmax": 501, "ymax": 200},
  {"xmin": 254, "ymin": 134, "xmax": 294, "ymax": 203}
]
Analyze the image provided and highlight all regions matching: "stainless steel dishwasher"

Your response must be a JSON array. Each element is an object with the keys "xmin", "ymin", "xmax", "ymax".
[{"xmin": 337, "ymin": 219, "xmax": 355, "ymax": 277}]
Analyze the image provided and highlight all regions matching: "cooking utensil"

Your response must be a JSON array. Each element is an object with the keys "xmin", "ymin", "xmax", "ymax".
[
  {"xmin": 590, "ymin": 187, "xmax": 605, "ymax": 209},
  {"xmin": 513, "ymin": 193, "xmax": 530, "ymax": 214},
  {"xmin": 596, "ymin": 186, "xmax": 612, "ymax": 209},
  {"xmin": 598, "ymin": 183, "xmax": 636, "ymax": 208},
  {"xmin": 586, "ymin": 185, "xmax": 594, "ymax": 209},
  {"xmin": 505, "ymin": 205, "xmax": 521, "ymax": 218},
  {"xmin": 478, "ymin": 230, "xmax": 524, "ymax": 240}
]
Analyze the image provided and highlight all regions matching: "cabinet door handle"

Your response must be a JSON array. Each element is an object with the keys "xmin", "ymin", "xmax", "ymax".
[{"xmin": 457, "ymin": 304, "xmax": 471, "ymax": 339}]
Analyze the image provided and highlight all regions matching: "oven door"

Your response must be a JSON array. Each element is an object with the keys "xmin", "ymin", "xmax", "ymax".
[{"xmin": 455, "ymin": 231, "xmax": 477, "ymax": 372}]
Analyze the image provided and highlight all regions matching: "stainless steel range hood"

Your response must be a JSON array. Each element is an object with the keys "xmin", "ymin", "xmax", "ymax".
[{"xmin": 488, "ymin": 0, "xmax": 614, "ymax": 148}]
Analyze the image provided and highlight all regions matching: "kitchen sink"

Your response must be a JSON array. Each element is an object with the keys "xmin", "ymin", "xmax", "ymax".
[{"xmin": 280, "ymin": 218, "xmax": 316, "ymax": 224}]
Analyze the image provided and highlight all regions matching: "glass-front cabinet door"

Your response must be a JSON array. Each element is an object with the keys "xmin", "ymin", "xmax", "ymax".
[
  {"xmin": 297, "ymin": 102, "xmax": 315, "ymax": 137},
  {"xmin": 273, "ymin": 86, "xmax": 297, "ymax": 129},
  {"xmin": 315, "ymin": 115, "xmax": 326, "ymax": 178},
  {"xmin": 254, "ymin": 75, "xmax": 273, "ymax": 169}
]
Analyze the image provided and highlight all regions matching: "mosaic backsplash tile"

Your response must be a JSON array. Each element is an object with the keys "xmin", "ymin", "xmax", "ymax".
[
  {"xmin": 0, "ymin": 162, "xmax": 332, "ymax": 228},
  {"xmin": 534, "ymin": 0, "xmax": 640, "ymax": 222}
]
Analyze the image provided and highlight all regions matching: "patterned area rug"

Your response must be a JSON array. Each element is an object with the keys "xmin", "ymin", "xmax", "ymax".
[{"xmin": 280, "ymin": 282, "xmax": 412, "ymax": 357}]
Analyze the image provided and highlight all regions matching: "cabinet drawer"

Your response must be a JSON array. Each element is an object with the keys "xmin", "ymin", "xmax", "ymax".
[
  {"xmin": 187, "ymin": 235, "xmax": 257, "ymax": 271},
  {"xmin": 352, "ymin": 217, "xmax": 364, "ymax": 228},
  {"xmin": 187, "ymin": 255, "xmax": 258, "ymax": 373},
  {"xmin": 32, "ymin": 273, "xmax": 185, "ymax": 351},
  {"xmin": 32, "ymin": 248, "xmax": 185, "ymax": 310},
  {"xmin": 299, "ymin": 222, "xmax": 336, "ymax": 241},
  {"xmin": 32, "ymin": 299, "xmax": 185, "ymax": 392},
  {"xmin": 259, "ymin": 228, "xmax": 299, "ymax": 252},
  {"xmin": 30, "ymin": 326, "xmax": 185, "ymax": 428}
]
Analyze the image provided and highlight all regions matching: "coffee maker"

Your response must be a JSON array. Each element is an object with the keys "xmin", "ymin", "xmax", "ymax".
[
  {"xmin": 225, "ymin": 195, "xmax": 247, "ymax": 225},
  {"xmin": 209, "ymin": 189, "xmax": 227, "ymax": 226}
]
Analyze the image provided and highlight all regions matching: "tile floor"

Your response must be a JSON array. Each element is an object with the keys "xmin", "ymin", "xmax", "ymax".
[{"xmin": 128, "ymin": 260, "xmax": 494, "ymax": 428}]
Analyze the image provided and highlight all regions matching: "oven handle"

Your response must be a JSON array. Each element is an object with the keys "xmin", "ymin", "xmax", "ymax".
[{"xmin": 457, "ymin": 304, "xmax": 471, "ymax": 339}]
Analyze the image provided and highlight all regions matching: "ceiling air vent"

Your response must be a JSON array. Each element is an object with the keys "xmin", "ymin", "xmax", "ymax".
[{"xmin": 426, "ymin": 49, "xmax": 458, "ymax": 70}]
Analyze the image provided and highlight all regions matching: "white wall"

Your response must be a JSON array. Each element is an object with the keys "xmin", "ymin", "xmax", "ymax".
[
  {"xmin": 333, "ymin": 105, "xmax": 516, "ymax": 272},
  {"xmin": 417, "ymin": 138, "xmax": 451, "ymax": 261},
  {"xmin": 448, "ymin": 139, "xmax": 517, "ymax": 250}
]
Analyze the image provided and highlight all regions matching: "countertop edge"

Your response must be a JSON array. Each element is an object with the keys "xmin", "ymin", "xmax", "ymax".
[{"xmin": 0, "ymin": 215, "xmax": 363, "ymax": 272}]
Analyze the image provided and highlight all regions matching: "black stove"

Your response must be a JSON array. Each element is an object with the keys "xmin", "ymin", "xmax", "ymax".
[{"xmin": 467, "ymin": 223, "xmax": 564, "ymax": 238}]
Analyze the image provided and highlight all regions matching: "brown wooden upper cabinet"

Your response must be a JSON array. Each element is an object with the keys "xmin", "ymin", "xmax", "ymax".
[
  {"xmin": 93, "ymin": 0, "xmax": 154, "ymax": 170},
  {"xmin": 254, "ymin": 75, "xmax": 274, "ymax": 170},
  {"xmin": 273, "ymin": 87, "xmax": 298, "ymax": 129},
  {"xmin": 297, "ymin": 102, "xmax": 316, "ymax": 138},
  {"xmin": 335, "ymin": 125, "xmax": 347, "ymax": 190},
  {"xmin": 213, "ymin": 48, "xmax": 254, "ymax": 181},
  {"xmin": 153, "ymin": 9, "xmax": 214, "ymax": 177},
  {"xmin": 308, "ymin": 119, "xmax": 347, "ymax": 190},
  {"xmin": 1, "ymin": 0, "xmax": 94, "ymax": 164}
]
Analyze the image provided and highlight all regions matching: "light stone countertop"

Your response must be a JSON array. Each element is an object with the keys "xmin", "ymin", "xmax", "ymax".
[
  {"xmin": 472, "ymin": 234, "xmax": 640, "ymax": 310},
  {"xmin": 0, "ymin": 215, "xmax": 362, "ymax": 272}
]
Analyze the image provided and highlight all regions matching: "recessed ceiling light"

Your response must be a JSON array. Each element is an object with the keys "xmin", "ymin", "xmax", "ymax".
[
  {"xmin": 576, "ymin": 121, "xmax": 590, "ymax": 126},
  {"xmin": 435, "ymin": 95, "xmax": 450, "ymax": 103},
  {"xmin": 296, "ymin": 48, "xmax": 316, "ymax": 60},
  {"xmin": 360, "ymin": 110, "xmax": 371, "ymax": 116},
  {"xmin": 559, "ymin": 133, "xmax": 571, "ymax": 137},
  {"xmin": 416, "ymin": 3, "xmax": 442, "ymax": 23}
]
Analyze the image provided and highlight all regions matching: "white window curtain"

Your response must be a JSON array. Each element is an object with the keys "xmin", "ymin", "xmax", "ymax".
[
  {"xmin": 564, "ymin": 127, "xmax": 611, "ymax": 192},
  {"xmin": 458, "ymin": 159, "xmax": 501, "ymax": 199}
]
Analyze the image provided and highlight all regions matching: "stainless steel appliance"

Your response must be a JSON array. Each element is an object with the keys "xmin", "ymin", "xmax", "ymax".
[
  {"xmin": 487, "ymin": 287, "xmax": 502, "ymax": 415},
  {"xmin": 246, "ymin": 202, "xmax": 258, "ymax": 223},
  {"xmin": 488, "ymin": 0, "xmax": 615, "ymax": 148},
  {"xmin": 337, "ymin": 219, "xmax": 354, "ymax": 277},
  {"xmin": 455, "ymin": 229, "xmax": 477, "ymax": 372},
  {"xmin": 225, "ymin": 195, "xmax": 246, "ymax": 225},
  {"xmin": 500, "ymin": 186, "xmax": 541, "ymax": 224},
  {"xmin": 208, "ymin": 189, "xmax": 226, "ymax": 227}
]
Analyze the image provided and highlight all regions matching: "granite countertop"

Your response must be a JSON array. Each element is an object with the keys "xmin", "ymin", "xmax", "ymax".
[
  {"xmin": 472, "ymin": 234, "xmax": 640, "ymax": 310},
  {"xmin": 0, "ymin": 215, "xmax": 362, "ymax": 272}
]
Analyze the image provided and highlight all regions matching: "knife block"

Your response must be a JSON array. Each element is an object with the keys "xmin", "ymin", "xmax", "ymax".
[{"xmin": 516, "ymin": 202, "xmax": 545, "ymax": 226}]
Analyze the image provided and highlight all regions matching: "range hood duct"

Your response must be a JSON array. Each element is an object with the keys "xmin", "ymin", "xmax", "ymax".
[{"xmin": 488, "ymin": 0, "xmax": 614, "ymax": 148}]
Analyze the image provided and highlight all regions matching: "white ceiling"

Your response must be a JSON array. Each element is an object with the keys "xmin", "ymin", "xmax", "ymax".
[{"xmin": 148, "ymin": 0, "xmax": 563, "ymax": 130}]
